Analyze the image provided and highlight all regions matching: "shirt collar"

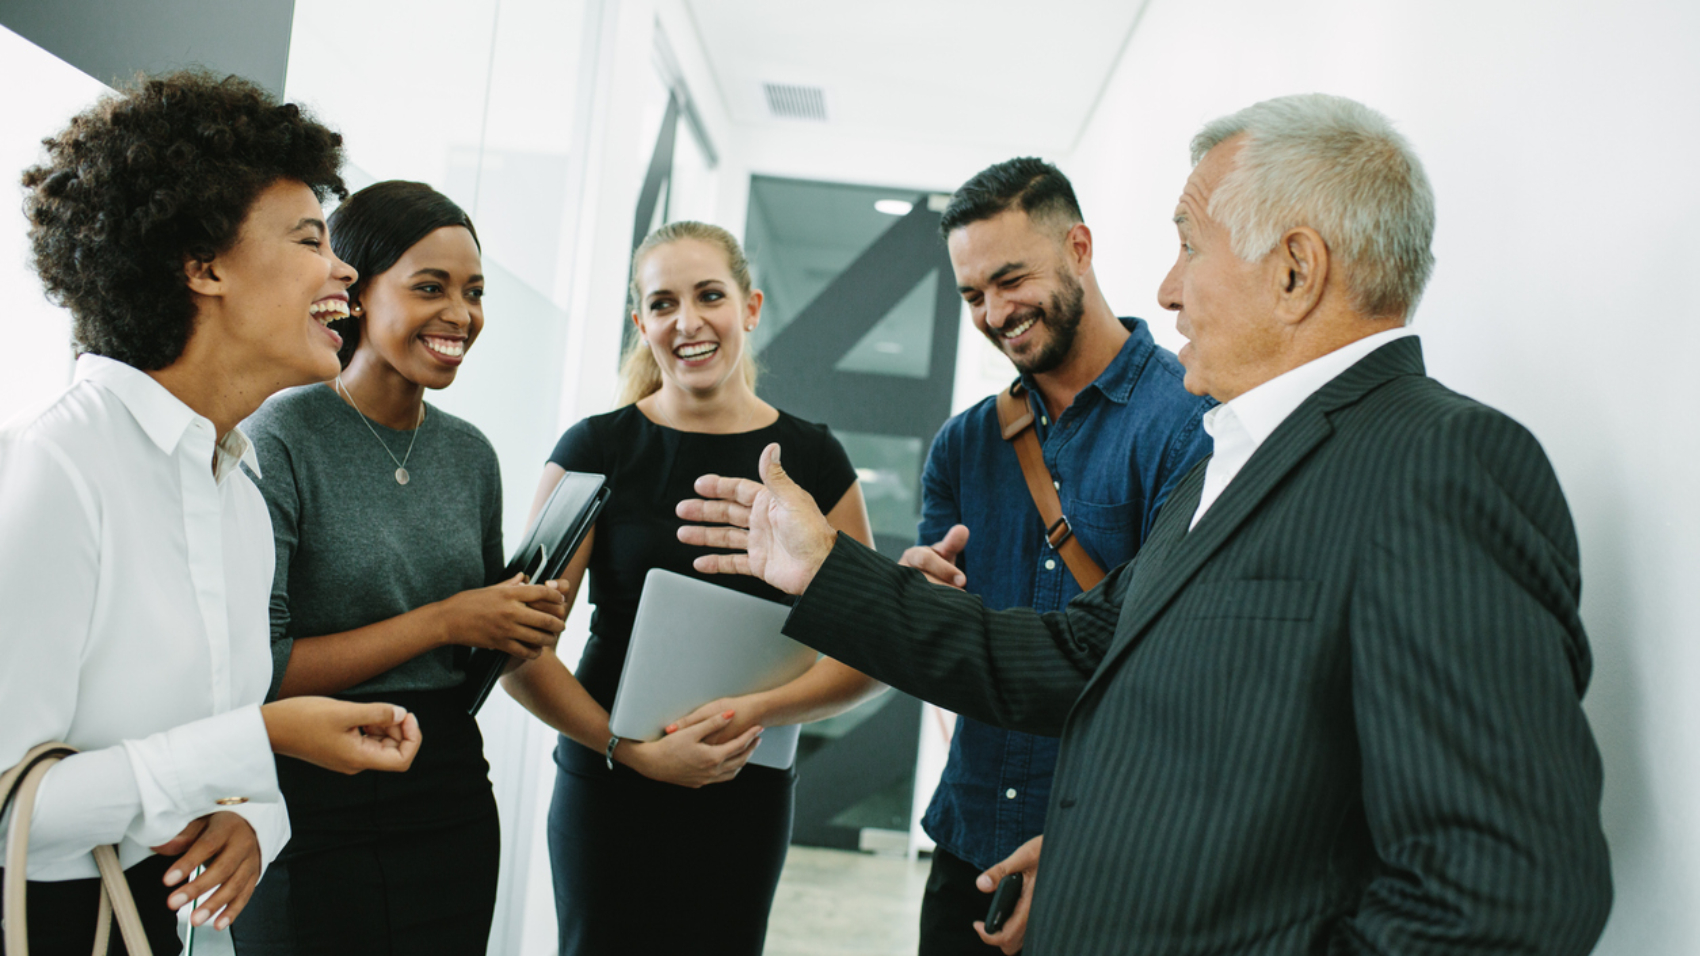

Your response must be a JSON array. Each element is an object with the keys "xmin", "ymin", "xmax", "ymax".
[
  {"xmin": 1210, "ymin": 326, "xmax": 1417, "ymax": 449},
  {"xmin": 73, "ymin": 353, "xmax": 262, "ymax": 481},
  {"xmin": 1017, "ymin": 316, "xmax": 1155, "ymax": 406}
]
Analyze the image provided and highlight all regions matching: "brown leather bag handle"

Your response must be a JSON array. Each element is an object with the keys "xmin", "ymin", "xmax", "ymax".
[{"xmin": 995, "ymin": 380, "xmax": 1107, "ymax": 591}]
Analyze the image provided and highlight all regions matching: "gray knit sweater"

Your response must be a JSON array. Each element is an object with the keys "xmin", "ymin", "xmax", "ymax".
[{"xmin": 242, "ymin": 383, "xmax": 504, "ymax": 698}]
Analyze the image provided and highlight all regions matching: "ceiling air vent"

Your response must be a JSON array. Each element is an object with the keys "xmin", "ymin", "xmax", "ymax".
[{"xmin": 763, "ymin": 83, "xmax": 828, "ymax": 121}]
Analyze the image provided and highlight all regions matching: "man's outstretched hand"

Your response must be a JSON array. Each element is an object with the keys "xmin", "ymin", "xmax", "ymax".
[{"xmin": 676, "ymin": 443, "xmax": 836, "ymax": 595}]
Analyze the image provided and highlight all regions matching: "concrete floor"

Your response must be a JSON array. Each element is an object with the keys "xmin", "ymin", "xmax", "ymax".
[{"xmin": 764, "ymin": 847, "xmax": 930, "ymax": 956}]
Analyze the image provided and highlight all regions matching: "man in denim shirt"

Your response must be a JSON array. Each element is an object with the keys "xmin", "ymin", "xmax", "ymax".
[{"xmin": 903, "ymin": 158, "xmax": 1212, "ymax": 954}]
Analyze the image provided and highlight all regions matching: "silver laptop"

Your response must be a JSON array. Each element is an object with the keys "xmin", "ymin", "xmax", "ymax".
[{"xmin": 609, "ymin": 569, "xmax": 818, "ymax": 770}]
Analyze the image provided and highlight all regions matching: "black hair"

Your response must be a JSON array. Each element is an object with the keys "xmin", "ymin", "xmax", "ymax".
[
  {"xmin": 22, "ymin": 70, "xmax": 347, "ymax": 370},
  {"xmin": 326, "ymin": 180, "xmax": 480, "ymax": 367},
  {"xmin": 938, "ymin": 157, "xmax": 1084, "ymax": 240}
]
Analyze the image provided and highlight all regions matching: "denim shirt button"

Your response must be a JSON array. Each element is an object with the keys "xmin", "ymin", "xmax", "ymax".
[
  {"xmin": 1006, "ymin": 788, "xmax": 1018, "ymax": 799},
  {"xmin": 1044, "ymin": 559, "xmax": 1056, "ymax": 571}
]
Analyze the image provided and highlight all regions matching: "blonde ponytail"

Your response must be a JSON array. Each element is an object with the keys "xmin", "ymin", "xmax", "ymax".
[{"xmin": 617, "ymin": 221, "xmax": 760, "ymax": 407}]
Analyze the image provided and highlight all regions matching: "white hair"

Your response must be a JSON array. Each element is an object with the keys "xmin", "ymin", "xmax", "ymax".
[{"xmin": 1191, "ymin": 94, "xmax": 1436, "ymax": 322}]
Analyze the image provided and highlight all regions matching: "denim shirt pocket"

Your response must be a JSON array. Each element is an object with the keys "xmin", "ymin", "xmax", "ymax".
[{"xmin": 1066, "ymin": 497, "xmax": 1144, "ymax": 571}]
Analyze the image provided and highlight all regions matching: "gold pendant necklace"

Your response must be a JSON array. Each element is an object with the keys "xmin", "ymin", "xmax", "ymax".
[{"xmin": 337, "ymin": 375, "xmax": 424, "ymax": 485}]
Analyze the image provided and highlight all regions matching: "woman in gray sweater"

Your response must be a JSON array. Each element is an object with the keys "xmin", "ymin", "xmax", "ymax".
[{"xmin": 232, "ymin": 181, "xmax": 566, "ymax": 955}]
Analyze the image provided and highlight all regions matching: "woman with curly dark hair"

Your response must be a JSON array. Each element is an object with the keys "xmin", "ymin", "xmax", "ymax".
[
  {"xmin": 229, "ymin": 180, "xmax": 569, "ymax": 955},
  {"xmin": 1, "ymin": 71, "xmax": 427, "ymax": 955}
]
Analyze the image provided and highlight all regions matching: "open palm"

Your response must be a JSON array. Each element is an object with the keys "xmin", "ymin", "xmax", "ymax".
[{"xmin": 676, "ymin": 443, "xmax": 837, "ymax": 595}]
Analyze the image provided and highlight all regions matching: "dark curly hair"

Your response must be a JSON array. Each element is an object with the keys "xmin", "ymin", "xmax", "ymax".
[
  {"xmin": 327, "ymin": 180, "xmax": 479, "ymax": 368},
  {"xmin": 21, "ymin": 70, "xmax": 347, "ymax": 371}
]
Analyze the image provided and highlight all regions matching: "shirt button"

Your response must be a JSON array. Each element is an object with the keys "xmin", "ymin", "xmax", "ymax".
[
  {"xmin": 1040, "ymin": 416, "xmax": 1049, "ymax": 426},
  {"xmin": 215, "ymin": 796, "xmax": 249, "ymax": 806},
  {"xmin": 1005, "ymin": 788, "xmax": 1018, "ymax": 799},
  {"xmin": 1052, "ymin": 480, "xmax": 1059, "ymax": 489},
  {"xmin": 1045, "ymin": 559, "xmax": 1057, "ymax": 571}
]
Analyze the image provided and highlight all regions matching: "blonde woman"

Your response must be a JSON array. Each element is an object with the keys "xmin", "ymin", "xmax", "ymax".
[{"xmin": 502, "ymin": 221, "xmax": 883, "ymax": 954}]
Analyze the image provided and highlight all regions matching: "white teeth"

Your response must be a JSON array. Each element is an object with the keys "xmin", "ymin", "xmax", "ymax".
[
  {"xmin": 1000, "ymin": 316, "xmax": 1037, "ymax": 340},
  {"xmin": 423, "ymin": 337, "xmax": 466, "ymax": 357},
  {"xmin": 309, "ymin": 300, "xmax": 350, "ymax": 325},
  {"xmin": 676, "ymin": 342, "xmax": 718, "ymax": 359}
]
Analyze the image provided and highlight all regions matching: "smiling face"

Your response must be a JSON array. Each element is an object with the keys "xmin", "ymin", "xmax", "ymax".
[
  {"xmin": 1157, "ymin": 136, "xmax": 1284, "ymax": 402},
  {"xmin": 349, "ymin": 225, "xmax": 484, "ymax": 390},
  {"xmin": 632, "ymin": 238, "xmax": 761, "ymax": 399},
  {"xmin": 198, "ymin": 178, "xmax": 356, "ymax": 386},
  {"xmin": 947, "ymin": 209, "xmax": 1087, "ymax": 376}
]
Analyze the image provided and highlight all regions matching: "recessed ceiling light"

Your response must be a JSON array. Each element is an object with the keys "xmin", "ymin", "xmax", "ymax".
[{"xmin": 874, "ymin": 199, "xmax": 913, "ymax": 216}]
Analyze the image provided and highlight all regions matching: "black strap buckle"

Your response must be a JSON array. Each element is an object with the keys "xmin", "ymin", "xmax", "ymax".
[{"xmin": 1046, "ymin": 516, "xmax": 1073, "ymax": 549}]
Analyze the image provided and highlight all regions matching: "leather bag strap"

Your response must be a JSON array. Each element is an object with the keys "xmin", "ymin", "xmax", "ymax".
[
  {"xmin": 3, "ymin": 742, "xmax": 155, "ymax": 956},
  {"xmin": 994, "ymin": 380, "xmax": 1107, "ymax": 591}
]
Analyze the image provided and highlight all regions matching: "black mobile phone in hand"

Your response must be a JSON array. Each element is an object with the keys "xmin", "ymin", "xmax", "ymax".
[{"xmin": 984, "ymin": 872, "xmax": 1024, "ymax": 935}]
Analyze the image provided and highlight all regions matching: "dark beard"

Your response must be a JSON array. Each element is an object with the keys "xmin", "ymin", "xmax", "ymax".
[{"xmin": 993, "ymin": 272, "xmax": 1087, "ymax": 376}]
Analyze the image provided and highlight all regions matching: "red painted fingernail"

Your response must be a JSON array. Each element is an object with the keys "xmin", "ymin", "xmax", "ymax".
[
  {"xmin": 722, "ymin": 710, "xmax": 736, "ymax": 719},
  {"xmin": 664, "ymin": 724, "xmax": 678, "ymax": 734}
]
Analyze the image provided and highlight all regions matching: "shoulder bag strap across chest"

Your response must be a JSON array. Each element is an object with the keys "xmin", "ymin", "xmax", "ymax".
[{"xmin": 994, "ymin": 379, "xmax": 1106, "ymax": 592}]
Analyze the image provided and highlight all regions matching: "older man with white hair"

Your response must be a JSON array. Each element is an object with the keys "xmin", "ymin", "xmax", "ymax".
[{"xmin": 679, "ymin": 93, "xmax": 1613, "ymax": 955}]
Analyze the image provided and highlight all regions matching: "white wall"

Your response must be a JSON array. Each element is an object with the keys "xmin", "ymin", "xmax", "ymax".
[
  {"xmin": 0, "ymin": 28, "xmax": 105, "ymax": 425},
  {"xmin": 1062, "ymin": 1, "xmax": 1700, "ymax": 952}
]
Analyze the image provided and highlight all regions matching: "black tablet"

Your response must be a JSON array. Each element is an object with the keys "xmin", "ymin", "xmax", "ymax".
[{"xmin": 464, "ymin": 471, "xmax": 609, "ymax": 714}]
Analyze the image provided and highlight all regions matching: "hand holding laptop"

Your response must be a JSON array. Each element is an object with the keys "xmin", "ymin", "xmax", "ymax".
[
  {"xmin": 617, "ymin": 710, "xmax": 765, "ymax": 788},
  {"xmin": 672, "ymin": 694, "xmax": 766, "ymax": 746}
]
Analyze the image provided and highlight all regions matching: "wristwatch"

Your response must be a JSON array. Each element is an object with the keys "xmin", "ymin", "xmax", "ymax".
[{"xmin": 605, "ymin": 735, "xmax": 621, "ymax": 771}]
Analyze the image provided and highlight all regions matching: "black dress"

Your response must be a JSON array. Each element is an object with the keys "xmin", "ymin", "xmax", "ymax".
[{"xmin": 546, "ymin": 405, "xmax": 857, "ymax": 956}]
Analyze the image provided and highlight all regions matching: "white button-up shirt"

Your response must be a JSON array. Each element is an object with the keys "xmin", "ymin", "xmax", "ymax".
[
  {"xmin": 0, "ymin": 355, "xmax": 287, "ymax": 880},
  {"xmin": 1191, "ymin": 327, "xmax": 1417, "ymax": 530}
]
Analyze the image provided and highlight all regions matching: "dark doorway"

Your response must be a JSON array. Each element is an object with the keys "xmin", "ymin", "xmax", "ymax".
[{"xmin": 745, "ymin": 175, "xmax": 960, "ymax": 849}]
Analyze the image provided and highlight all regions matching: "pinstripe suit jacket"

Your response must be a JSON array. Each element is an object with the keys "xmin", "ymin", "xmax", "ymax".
[{"xmin": 785, "ymin": 338, "xmax": 1612, "ymax": 954}]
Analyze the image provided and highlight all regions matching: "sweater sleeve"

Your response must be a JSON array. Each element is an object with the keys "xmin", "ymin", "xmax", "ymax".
[{"xmin": 244, "ymin": 426, "xmax": 302, "ymax": 702}]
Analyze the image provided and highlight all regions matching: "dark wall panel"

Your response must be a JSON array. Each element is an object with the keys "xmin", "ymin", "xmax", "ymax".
[{"xmin": 0, "ymin": 0, "xmax": 295, "ymax": 95}]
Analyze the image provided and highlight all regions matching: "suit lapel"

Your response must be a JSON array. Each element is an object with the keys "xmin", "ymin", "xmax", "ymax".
[{"xmin": 1075, "ymin": 337, "xmax": 1427, "ymax": 701}]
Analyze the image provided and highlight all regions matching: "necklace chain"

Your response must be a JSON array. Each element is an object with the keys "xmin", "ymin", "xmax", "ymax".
[{"xmin": 337, "ymin": 375, "xmax": 424, "ymax": 485}]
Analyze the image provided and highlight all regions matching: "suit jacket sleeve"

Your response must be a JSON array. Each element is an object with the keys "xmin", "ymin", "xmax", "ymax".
[
  {"xmin": 1337, "ymin": 405, "xmax": 1612, "ymax": 954},
  {"xmin": 784, "ymin": 534, "xmax": 1130, "ymax": 736}
]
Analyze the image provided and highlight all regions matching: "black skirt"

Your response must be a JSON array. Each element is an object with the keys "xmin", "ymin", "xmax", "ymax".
[
  {"xmin": 230, "ymin": 688, "xmax": 499, "ymax": 956},
  {"xmin": 547, "ymin": 736, "xmax": 795, "ymax": 956}
]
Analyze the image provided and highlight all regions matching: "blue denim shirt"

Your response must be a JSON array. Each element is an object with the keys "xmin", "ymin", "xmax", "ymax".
[{"xmin": 918, "ymin": 317, "xmax": 1213, "ymax": 870}]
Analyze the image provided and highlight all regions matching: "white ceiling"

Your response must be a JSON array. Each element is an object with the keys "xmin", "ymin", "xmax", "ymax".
[{"xmin": 683, "ymin": 0, "xmax": 1147, "ymax": 154}]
